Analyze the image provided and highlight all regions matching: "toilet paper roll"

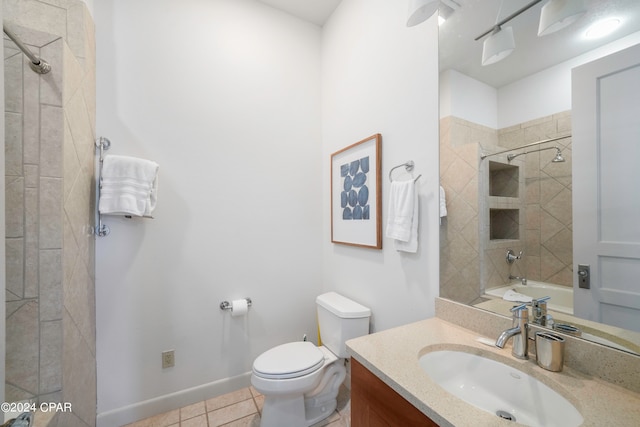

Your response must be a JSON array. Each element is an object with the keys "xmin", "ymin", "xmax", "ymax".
[{"xmin": 230, "ymin": 299, "xmax": 248, "ymax": 317}]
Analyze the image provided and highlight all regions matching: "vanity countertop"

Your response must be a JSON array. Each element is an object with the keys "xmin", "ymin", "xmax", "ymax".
[{"xmin": 346, "ymin": 317, "xmax": 640, "ymax": 427}]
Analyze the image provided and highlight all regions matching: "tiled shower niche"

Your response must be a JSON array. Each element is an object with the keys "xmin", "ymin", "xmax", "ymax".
[
  {"xmin": 489, "ymin": 208, "xmax": 520, "ymax": 240},
  {"xmin": 488, "ymin": 161, "xmax": 519, "ymax": 198}
]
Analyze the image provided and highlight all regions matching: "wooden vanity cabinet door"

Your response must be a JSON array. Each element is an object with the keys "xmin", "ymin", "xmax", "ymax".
[{"xmin": 351, "ymin": 358, "xmax": 439, "ymax": 427}]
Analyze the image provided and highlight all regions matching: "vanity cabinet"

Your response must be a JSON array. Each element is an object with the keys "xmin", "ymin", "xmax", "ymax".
[{"xmin": 351, "ymin": 358, "xmax": 438, "ymax": 427}]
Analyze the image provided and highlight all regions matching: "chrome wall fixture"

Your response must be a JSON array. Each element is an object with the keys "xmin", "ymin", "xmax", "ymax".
[
  {"xmin": 94, "ymin": 137, "xmax": 112, "ymax": 237},
  {"xmin": 3, "ymin": 23, "xmax": 51, "ymax": 74},
  {"xmin": 219, "ymin": 298, "xmax": 252, "ymax": 311},
  {"xmin": 480, "ymin": 134, "xmax": 571, "ymax": 161},
  {"xmin": 389, "ymin": 160, "xmax": 422, "ymax": 182}
]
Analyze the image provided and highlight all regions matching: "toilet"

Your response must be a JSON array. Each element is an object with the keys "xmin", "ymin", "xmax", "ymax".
[{"xmin": 251, "ymin": 292, "xmax": 371, "ymax": 427}]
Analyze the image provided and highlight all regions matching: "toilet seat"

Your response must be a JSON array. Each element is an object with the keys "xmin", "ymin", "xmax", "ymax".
[{"xmin": 253, "ymin": 341, "xmax": 325, "ymax": 379}]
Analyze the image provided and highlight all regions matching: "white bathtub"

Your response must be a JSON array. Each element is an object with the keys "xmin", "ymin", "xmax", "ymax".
[{"xmin": 485, "ymin": 281, "xmax": 573, "ymax": 315}]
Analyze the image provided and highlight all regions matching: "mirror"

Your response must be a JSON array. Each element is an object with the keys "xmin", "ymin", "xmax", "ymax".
[{"xmin": 439, "ymin": 0, "xmax": 640, "ymax": 355}]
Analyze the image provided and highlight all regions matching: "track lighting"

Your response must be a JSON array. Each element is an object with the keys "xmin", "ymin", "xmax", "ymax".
[{"xmin": 476, "ymin": 0, "xmax": 586, "ymax": 66}]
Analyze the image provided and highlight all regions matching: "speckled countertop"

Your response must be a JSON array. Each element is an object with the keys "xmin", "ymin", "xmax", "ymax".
[{"xmin": 346, "ymin": 318, "xmax": 640, "ymax": 427}]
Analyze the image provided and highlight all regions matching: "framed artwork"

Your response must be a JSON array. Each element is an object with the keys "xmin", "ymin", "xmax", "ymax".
[{"xmin": 331, "ymin": 134, "xmax": 382, "ymax": 249}]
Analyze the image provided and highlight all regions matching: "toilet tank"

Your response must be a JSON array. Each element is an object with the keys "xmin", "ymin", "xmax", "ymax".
[{"xmin": 316, "ymin": 292, "xmax": 371, "ymax": 358}]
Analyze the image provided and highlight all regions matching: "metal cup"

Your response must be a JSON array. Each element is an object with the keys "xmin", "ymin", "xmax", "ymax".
[{"xmin": 535, "ymin": 332, "xmax": 565, "ymax": 372}]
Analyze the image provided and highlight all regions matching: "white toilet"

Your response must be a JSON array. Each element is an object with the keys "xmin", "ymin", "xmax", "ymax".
[{"xmin": 251, "ymin": 292, "xmax": 371, "ymax": 427}]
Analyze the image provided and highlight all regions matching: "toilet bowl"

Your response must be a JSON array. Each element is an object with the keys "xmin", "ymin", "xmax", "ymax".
[{"xmin": 251, "ymin": 292, "xmax": 370, "ymax": 427}]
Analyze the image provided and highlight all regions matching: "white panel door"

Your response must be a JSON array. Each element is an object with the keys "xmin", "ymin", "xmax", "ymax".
[{"xmin": 572, "ymin": 43, "xmax": 640, "ymax": 332}]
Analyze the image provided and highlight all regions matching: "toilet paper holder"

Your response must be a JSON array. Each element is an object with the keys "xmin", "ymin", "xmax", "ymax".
[{"xmin": 220, "ymin": 298, "xmax": 252, "ymax": 311}]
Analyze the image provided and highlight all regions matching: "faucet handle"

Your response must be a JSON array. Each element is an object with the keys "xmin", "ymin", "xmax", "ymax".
[
  {"xmin": 510, "ymin": 303, "xmax": 529, "ymax": 322},
  {"xmin": 532, "ymin": 296, "xmax": 550, "ymax": 305},
  {"xmin": 510, "ymin": 303, "xmax": 528, "ymax": 312}
]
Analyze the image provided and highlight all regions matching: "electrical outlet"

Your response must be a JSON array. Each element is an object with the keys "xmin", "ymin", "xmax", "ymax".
[{"xmin": 162, "ymin": 350, "xmax": 175, "ymax": 369}]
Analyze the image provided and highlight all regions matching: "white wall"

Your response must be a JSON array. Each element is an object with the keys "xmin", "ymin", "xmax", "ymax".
[
  {"xmin": 440, "ymin": 69, "xmax": 497, "ymax": 129},
  {"xmin": 498, "ymin": 31, "xmax": 640, "ymax": 128},
  {"xmin": 95, "ymin": 1, "xmax": 322, "ymax": 424},
  {"xmin": 321, "ymin": 0, "xmax": 440, "ymax": 333}
]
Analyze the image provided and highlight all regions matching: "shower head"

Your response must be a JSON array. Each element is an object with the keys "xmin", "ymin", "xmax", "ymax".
[{"xmin": 552, "ymin": 148, "xmax": 565, "ymax": 162}]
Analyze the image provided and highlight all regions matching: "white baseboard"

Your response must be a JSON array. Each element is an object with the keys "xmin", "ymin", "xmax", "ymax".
[{"xmin": 96, "ymin": 372, "xmax": 252, "ymax": 427}]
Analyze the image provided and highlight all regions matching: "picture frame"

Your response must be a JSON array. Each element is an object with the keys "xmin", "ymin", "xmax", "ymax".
[{"xmin": 331, "ymin": 134, "xmax": 382, "ymax": 249}]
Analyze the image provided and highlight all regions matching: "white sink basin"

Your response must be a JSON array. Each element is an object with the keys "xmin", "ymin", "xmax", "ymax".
[{"xmin": 419, "ymin": 350, "xmax": 583, "ymax": 427}]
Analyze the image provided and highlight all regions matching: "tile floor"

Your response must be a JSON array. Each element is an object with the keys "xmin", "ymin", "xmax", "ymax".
[{"xmin": 122, "ymin": 385, "xmax": 350, "ymax": 427}]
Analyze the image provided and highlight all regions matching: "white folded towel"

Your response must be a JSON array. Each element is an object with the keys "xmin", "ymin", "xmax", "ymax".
[
  {"xmin": 502, "ymin": 289, "xmax": 532, "ymax": 303},
  {"xmin": 99, "ymin": 154, "xmax": 159, "ymax": 217},
  {"xmin": 386, "ymin": 180, "xmax": 419, "ymax": 253},
  {"xmin": 439, "ymin": 186, "xmax": 447, "ymax": 218}
]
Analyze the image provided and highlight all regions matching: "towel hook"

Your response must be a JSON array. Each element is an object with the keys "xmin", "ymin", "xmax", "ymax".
[{"xmin": 389, "ymin": 160, "xmax": 422, "ymax": 183}]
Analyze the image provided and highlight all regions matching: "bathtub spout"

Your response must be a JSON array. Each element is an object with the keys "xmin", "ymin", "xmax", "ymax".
[{"xmin": 509, "ymin": 275, "xmax": 527, "ymax": 286}]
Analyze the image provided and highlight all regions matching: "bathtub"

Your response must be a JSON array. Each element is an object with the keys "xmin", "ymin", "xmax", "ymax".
[{"xmin": 485, "ymin": 281, "xmax": 573, "ymax": 315}]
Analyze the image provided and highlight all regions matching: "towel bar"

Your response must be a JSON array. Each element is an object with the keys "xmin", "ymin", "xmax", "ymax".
[
  {"xmin": 94, "ymin": 137, "xmax": 111, "ymax": 237},
  {"xmin": 389, "ymin": 160, "xmax": 422, "ymax": 183}
]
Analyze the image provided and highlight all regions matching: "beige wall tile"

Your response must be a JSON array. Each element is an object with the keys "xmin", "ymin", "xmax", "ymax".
[
  {"xmin": 39, "ymin": 177, "xmax": 63, "ymax": 249},
  {"xmin": 5, "ymin": 112, "xmax": 23, "ymax": 175},
  {"xmin": 5, "ymin": 176, "xmax": 24, "ymax": 237},
  {"xmin": 6, "ymin": 300, "xmax": 40, "ymax": 395},
  {"xmin": 40, "ymin": 38, "xmax": 64, "ymax": 107},
  {"xmin": 62, "ymin": 310, "xmax": 97, "ymax": 426},
  {"xmin": 5, "ymin": 238, "xmax": 24, "ymax": 297},
  {"xmin": 40, "ymin": 319, "xmax": 63, "ymax": 393},
  {"xmin": 40, "ymin": 249, "xmax": 63, "ymax": 321},
  {"xmin": 40, "ymin": 105, "xmax": 64, "ymax": 177}
]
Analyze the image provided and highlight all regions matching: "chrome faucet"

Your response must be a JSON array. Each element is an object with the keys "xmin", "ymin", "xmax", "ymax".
[
  {"xmin": 509, "ymin": 274, "xmax": 528, "ymax": 286},
  {"xmin": 531, "ymin": 296, "xmax": 552, "ymax": 326},
  {"xmin": 506, "ymin": 249, "xmax": 527, "ymax": 285},
  {"xmin": 496, "ymin": 304, "xmax": 529, "ymax": 359}
]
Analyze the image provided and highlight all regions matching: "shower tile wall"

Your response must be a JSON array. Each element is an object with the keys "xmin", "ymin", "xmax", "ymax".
[
  {"xmin": 498, "ymin": 111, "xmax": 573, "ymax": 287},
  {"xmin": 440, "ymin": 112, "xmax": 573, "ymax": 303},
  {"xmin": 439, "ymin": 116, "xmax": 496, "ymax": 304},
  {"xmin": 4, "ymin": 1, "xmax": 96, "ymax": 426}
]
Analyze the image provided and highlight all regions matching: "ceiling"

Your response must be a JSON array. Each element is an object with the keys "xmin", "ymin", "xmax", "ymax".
[
  {"xmin": 255, "ymin": 0, "xmax": 640, "ymax": 87},
  {"xmin": 256, "ymin": 0, "xmax": 343, "ymax": 26},
  {"xmin": 440, "ymin": 0, "xmax": 640, "ymax": 87}
]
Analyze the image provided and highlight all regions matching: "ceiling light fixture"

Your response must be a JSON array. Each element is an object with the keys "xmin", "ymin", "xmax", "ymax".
[
  {"xmin": 476, "ymin": 0, "xmax": 536, "ymax": 67},
  {"xmin": 538, "ymin": 0, "xmax": 586, "ymax": 36},
  {"xmin": 482, "ymin": 26, "xmax": 516, "ymax": 66},
  {"xmin": 585, "ymin": 18, "xmax": 622, "ymax": 39},
  {"xmin": 407, "ymin": 0, "xmax": 440, "ymax": 27},
  {"xmin": 407, "ymin": 0, "xmax": 461, "ymax": 27}
]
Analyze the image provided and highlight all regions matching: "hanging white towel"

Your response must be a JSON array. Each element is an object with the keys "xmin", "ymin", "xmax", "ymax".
[
  {"xmin": 394, "ymin": 183, "xmax": 419, "ymax": 253},
  {"xmin": 386, "ymin": 180, "xmax": 419, "ymax": 253},
  {"xmin": 439, "ymin": 186, "xmax": 447, "ymax": 218},
  {"xmin": 99, "ymin": 154, "xmax": 159, "ymax": 217},
  {"xmin": 386, "ymin": 180, "xmax": 415, "ymax": 241}
]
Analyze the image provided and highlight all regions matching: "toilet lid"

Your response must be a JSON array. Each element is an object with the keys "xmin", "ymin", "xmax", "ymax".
[{"xmin": 253, "ymin": 341, "xmax": 325, "ymax": 379}]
